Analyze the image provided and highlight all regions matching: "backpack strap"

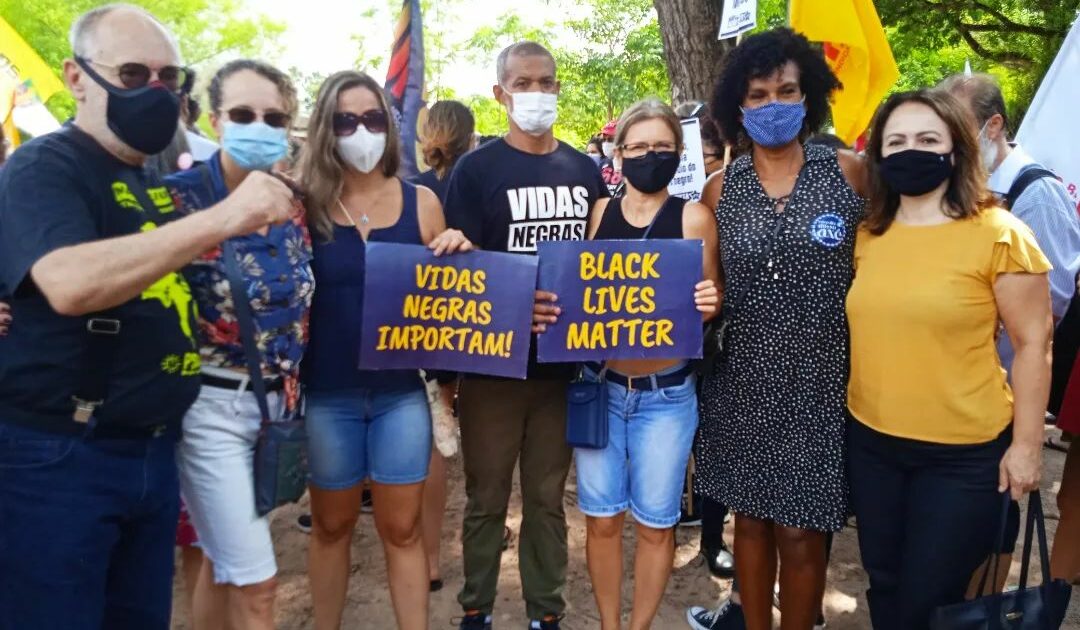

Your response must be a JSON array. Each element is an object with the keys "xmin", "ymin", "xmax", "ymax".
[{"xmin": 1005, "ymin": 165, "xmax": 1058, "ymax": 211}]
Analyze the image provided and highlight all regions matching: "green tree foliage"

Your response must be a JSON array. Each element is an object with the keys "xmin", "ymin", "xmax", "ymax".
[{"xmin": 0, "ymin": 0, "xmax": 285, "ymax": 121}]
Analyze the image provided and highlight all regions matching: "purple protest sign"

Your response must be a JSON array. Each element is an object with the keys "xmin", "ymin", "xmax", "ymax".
[
  {"xmin": 358, "ymin": 242, "xmax": 538, "ymax": 379},
  {"xmin": 536, "ymin": 240, "xmax": 704, "ymax": 363}
]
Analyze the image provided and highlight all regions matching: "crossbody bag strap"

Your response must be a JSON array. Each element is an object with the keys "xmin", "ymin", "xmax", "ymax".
[
  {"xmin": 222, "ymin": 240, "xmax": 272, "ymax": 424},
  {"xmin": 723, "ymin": 165, "xmax": 809, "ymax": 321}
]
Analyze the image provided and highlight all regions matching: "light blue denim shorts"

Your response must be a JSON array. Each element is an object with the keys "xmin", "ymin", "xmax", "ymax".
[
  {"xmin": 573, "ymin": 365, "xmax": 698, "ymax": 528},
  {"xmin": 305, "ymin": 387, "xmax": 432, "ymax": 488}
]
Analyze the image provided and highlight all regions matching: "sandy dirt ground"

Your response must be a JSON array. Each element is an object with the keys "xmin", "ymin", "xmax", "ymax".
[{"xmin": 171, "ymin": 431, "xmax": 1080, "ymax": 629}]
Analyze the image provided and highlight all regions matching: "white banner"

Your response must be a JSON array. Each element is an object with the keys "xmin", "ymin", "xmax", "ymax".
[
  {"xmin": 1016, "ymin": 18, "xmax": 1080, "ymax": 216},
  {"xmin": 719, "ymin": 0, "xmax": 758, "ymax": 40},
  {"xmin": 669, "ymin": 118, "xmax": 707, "ymax": 202}
]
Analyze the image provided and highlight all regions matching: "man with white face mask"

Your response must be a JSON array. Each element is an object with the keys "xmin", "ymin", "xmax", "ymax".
[
  {"xmin": 443, "ymin": 41, "xmax": 608, "ymax": 630},
  {"xmin": 941, "ymin": 74, "xmax": 1080, "ymax": 366}
]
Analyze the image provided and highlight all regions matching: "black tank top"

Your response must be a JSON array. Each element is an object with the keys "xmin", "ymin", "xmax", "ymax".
[{"xmin": 593, "ymin": 195, "xmax": 686, "ymax": 240}]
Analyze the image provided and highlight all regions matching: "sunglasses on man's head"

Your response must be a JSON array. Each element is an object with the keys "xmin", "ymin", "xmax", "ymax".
[
  {"xmin": 332, "ymin": 110, "xmax": 389, "ymax": 137},
  {"xmin": 77, "ymin": 56, "xmax": 189, "ymax": 93},
  {"xmin": 227, "ymin": 107, "xmax": 292, "ymax": 129}
]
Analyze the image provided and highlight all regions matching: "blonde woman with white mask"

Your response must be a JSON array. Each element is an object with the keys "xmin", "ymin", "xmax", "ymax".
[{"xmin": 297, "ymin": 70, "xmax": 471, "ymax": 630}]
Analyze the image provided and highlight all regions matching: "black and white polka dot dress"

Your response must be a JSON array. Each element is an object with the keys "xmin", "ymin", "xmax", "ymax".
[{"xmin": 695, "ymin": 144, "xmax": 866, "ymax": 532}]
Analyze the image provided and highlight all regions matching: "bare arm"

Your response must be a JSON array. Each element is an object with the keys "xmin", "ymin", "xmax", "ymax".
[
  {"xmin": 838, "ymin": 150, "xmax": 870, "ymax": 199},
  {"xmin": 30, "ymin": 170, "xmax": 295, "ymax": 316},
  {"xmin": 683, "ymin": 201, "xmax": 721, "ymax": 321},
  {"xmin": 700, "ymin": 169, "xmax": 725, "ymax": 215},
  {"xmin": 995, "ymin": 271, "xmax": 1053, "ymax": 499}
]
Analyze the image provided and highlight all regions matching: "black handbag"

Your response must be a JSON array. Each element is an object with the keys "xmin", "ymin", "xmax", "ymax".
[
  {"xmin": 566, "ymin": 364, "xmax": 609, "ymax": 449},
  {"xmin": 930, "ymin": 491, "xmax": 1072, "ymax": 629},
  {"xmin": 221, "ymin": 239, "xmax": 309, "ymax": 517}
]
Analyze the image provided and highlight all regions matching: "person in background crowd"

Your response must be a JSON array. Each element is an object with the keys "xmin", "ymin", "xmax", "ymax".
[
  {"xmin": 538, "ymin": 97, "xmax": 719, "ymax": 630},
  {"xmin": 599, "ymin": 119, "xmax": 623, "ymax": 196},
  {"xmin": 414, "ymin": 99, "xmax": 476, "ymax": 204},
  {"xmin": 175, "ymin": 68, "xmax": 218, "ymax": 163},
  {"xmin": 298, "ymin": 69, "xmax": 469, "ymax": 630},
  {"xmin": 165, "ymin": 59, "xmax": 311, "ymax": 630},
  {"xmin": 1053, "ymin": 289, "xmax": 1080, "ymax": 584},
  {"xmin": 674, "ymin": 101, "xmax": 724, "ymax": 178},
  {"xmin": 411, "ymin": 97, "xmax": 477, "ymax": 592},
  {"xmin": 847, "ymin": 89, "xmax": 1050, "ymax": 630},
  {"xmin": 586, "ymin": 135, "xmax": 604, "ymax": 164},
  {"xmin": 940, "ymin": 72, "xmax": 1080, "ymax": 597},
  {"xmin": 0, "ymin": 5, "xmax": 295, "ymax": 628},
  {"xmin": 445, "ymin": 41, "xmax": 608, "ymax": 630},
  {"xmin": 688, "ymin": 28, "xmax": 867, "ymax": 630}
]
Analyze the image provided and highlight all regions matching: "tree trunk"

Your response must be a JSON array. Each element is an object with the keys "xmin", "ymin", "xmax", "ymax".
[{"xmin": 653, "ymin": 0, "xmax": 734, "ymax": 105}]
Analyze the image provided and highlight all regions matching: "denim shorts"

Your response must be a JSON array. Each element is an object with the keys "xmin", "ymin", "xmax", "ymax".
[
  {"xmin": 574, "ymin": 366, "xmax": 698, "ymax": 528},
  {"xmin": 305, "ymin": 386, "xmax": 432, "ymax": 489}
]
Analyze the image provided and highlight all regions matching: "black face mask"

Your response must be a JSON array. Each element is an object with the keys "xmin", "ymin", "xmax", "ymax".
[
  {"xmin": 879, "ymin": 149, "xmax": 954, "ymax": 197},
  {"xmin": 620, "ymin": 151, "xmax": 681, "ymax": 194},
  {"xmin": 76, "ymin": 57, "xmax": 180, "ymax": 155}
]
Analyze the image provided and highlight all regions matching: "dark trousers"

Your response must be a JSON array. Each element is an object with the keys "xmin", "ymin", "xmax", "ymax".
[
  {"xmin": 847, "ymin": 419, "xmax": 1008, "ymax": 630},
  {"xmin": 0, "ymin": 421, "xmax": 179, "ymax": 630},
  {"xmin": 457, "ymin": 378, "xmax": 572, "ymax": 619},
  {"xmin": 700, "ymin": 493, "xmax": 728, "ymax": 552}
]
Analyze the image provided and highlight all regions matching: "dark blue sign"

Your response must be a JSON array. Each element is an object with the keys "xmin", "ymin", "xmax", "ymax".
[
  {"xmin": 536, "ymin": 240, "xmax": 704, "ymax": 362},
  {"xmin": 358, "ymin": 242, "xmax": 538, "ymax": 379}
]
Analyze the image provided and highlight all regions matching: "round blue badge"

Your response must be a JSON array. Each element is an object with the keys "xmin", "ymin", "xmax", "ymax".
[{"xmin": 809, "ymin": 213, "xmax": 846, "ymax": 248}]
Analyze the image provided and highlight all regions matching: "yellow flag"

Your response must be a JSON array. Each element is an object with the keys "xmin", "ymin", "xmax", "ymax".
[
  {"xmin": 0, "ymin": 15, "xmax": 65, "ymax": 105},
  {"xmin": 790, "ymin": 0, "xmax": 899, "ymax": 146}
]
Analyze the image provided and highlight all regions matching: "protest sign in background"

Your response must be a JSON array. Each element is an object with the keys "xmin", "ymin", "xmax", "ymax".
[
  {"xmin": 358, "ymin": 243, "xmax": 538, "ymax": 379},
  {"xmin": 719, "ymin": 0, "xmax": 758, "ymax": 40},
  {"xmin": 1017, "ymin": 17, "xmax": 1080, "ymax": 216},
  {"xmin": 668, "ymin": 118, "xmax": 707, "ymax": 202},
  {"xmin": 536, "ymin": 239, "xmax": 703, "ymax": 363}
]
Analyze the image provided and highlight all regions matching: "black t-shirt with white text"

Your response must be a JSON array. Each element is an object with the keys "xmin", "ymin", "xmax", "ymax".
[
  {"xmin": 0, "ymin": 125, "xmax": 201, "ymax": 433},
  {"xmin": 443, "ymin": 138, "xmax": 608, "ymax": 379}
]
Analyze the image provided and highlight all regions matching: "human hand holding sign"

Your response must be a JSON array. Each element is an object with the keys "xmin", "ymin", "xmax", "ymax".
[
  {"xmin": 428, "ymin": 229, "xmax": 474, "ymax": 257},
  {"xmin": 694, "ymin": 279, "xmax": 719, "ymax": 316},
  {"xmin": 0, "ymin": 301, "xmax": 10, "ymax": 336},
  {"xmin": 213, "ymin": 171, "xmax": 296, "ymax": 238},
  {"xmin": 532, "ymin": 290, "xmax": 560, "ymax": 334}
]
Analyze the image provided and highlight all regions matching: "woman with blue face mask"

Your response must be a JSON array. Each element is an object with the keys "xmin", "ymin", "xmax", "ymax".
[
  {"xmin": 687, "ymin": 29, "xmax": 870, "ymax": 630},
  {"xmin": 165, "ymin": 59, "xmax": 313, "ymax": 630}
]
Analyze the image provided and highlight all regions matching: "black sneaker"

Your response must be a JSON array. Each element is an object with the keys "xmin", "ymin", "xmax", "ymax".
[
  {"xmin": 686, "ymin": 600, "xmax": 746, "ymax": 630},
  {"xmin": 361, "ymin": 488, "xmax": 373, "ymax": 513},
  {"xmin": 679, "ymin": 511, "xmax": 703, "ymax": 527},
  {"xmin": 702, "ymin": 541, "xmax": 735, "ymax": 579},
  {"xmin": 528, "ymin": 614, "xmax": 564, "ymax": 629},
  {"xmin": 457, "ymin": 610, "xmax": 492, "ymax": 630},
  {"xmin": 296, "ymin": 513, "xmax": 312, "ymax": 534}
]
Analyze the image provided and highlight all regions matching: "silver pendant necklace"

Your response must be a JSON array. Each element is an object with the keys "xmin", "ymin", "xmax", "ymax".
[{"xmin": 337, "ymin": 199, "xmax": 370, "ymax": 232}]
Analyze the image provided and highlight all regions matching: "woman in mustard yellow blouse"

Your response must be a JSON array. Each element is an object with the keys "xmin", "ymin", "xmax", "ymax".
[{"xmin": 846, "ymin": 89, "xmax": 1053, "ymax": 630}]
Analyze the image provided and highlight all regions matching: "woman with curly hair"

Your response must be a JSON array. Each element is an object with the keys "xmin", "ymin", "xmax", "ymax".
[{"xmin": 688, "ymin": 28, "xmax": 868, "ymax": 630}]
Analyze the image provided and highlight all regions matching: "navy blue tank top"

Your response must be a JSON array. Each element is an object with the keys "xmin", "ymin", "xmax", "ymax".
[
  {"xmin": 304, "ymin": 180, "xmax": 423, "ymax": 392},
  {"xmin": 593, "ymin": 195, "xmax": 686, "ymax": 240}
]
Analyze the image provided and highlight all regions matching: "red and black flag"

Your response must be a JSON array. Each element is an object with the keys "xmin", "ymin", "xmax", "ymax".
[{"xmin": 385, "ymin": 0, "xmax": 425, "ymax": 177}]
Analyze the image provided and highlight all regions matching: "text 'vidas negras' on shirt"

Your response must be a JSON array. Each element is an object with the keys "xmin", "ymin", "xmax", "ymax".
[{"xmin": 505, "ymin": 185, "xmax": 590, "ymax": 253}]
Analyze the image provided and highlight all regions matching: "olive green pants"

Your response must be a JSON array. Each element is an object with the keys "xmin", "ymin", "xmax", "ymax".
[{"xmin": 456, "ymin": 378, "xmax": 572, "ymax": 619}]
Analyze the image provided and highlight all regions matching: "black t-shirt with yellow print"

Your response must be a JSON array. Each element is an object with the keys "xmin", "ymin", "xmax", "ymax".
[{"xmin": 0, "ymin": 124, "xmax": 200, "ymax": 432}]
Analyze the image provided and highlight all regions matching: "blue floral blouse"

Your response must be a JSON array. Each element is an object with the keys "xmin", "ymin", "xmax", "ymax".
[{"xmin": 166, "ymin": 153, "xmax": 314, "ymax": 407}]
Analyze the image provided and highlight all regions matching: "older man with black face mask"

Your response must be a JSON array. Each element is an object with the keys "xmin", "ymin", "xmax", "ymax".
[
  {"xmin": 0, "ymin": 4, "xmax": 294, "ymax": 629},
  {"xmin": 442, "ymin": 41, "xmax": 609, "ymax": 630}
]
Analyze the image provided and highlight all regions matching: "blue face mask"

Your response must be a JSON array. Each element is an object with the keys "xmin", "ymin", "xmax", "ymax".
[
  {"xmin": 740, "ymin": 99, "xmax": 806, "ymax": 148},
  {"xmin": 221, "ymin": 121, "xmax": 289, "ymax": 171}
]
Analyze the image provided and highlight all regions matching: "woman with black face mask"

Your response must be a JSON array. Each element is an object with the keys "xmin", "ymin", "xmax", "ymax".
[
  {"xmin": 846, "ymin": 89, "xmax": 1051, "ymax": 630},
  {"xmin": 536, "ymin": 98, "xmax": 720, "ymax": 629},
  {"xmin": 688, "ymin": 28, "xmax": 869, "ymax": 630}
]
